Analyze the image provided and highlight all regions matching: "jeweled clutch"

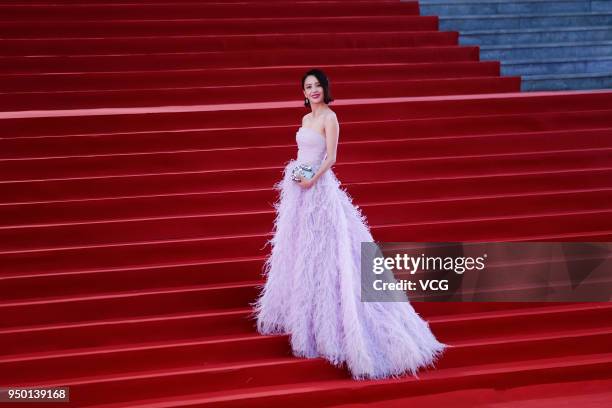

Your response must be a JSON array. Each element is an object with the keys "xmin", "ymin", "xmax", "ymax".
[{"xmin": 291, "ymin": 164, "xmax": 315, "ymax": 182}]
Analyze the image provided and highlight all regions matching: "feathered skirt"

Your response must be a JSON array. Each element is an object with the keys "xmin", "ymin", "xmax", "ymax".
[{"xmin": 251, "ymin": 158, "xmax": 449, "ymax": 380}]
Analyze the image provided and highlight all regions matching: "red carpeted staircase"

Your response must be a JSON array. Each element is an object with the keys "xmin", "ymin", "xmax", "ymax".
[{"xmin": 1, "ymin": 0, "xmax": 611, "ymax": 407}]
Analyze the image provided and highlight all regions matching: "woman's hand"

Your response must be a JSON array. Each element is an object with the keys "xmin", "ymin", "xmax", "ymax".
[{"xmin": 297, "ymin": 175, "xmax": 314, "ymax": 189}]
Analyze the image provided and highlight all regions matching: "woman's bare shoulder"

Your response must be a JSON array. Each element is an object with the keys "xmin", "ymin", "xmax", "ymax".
[
  {"xmin": 325, "ymin": 110, "xmax": 338, "ymax": 124},
  {"xmin": 301, "ymin": 110, "xmax": 337, "ymax": 126},
  {"xmin": 325, "ymin": 109, "xmax": 338, "ymax": 122}
]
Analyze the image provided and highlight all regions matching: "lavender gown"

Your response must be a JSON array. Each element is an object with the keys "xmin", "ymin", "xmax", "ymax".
[{"xmin": 252, "ymin": 126, "xmax": 448, "ymax": 380}]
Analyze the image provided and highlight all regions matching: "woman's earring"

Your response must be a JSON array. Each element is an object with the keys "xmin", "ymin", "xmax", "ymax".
[{"xmin": 304, "ymin": 97, "xmax": 309, "ymax": 105}]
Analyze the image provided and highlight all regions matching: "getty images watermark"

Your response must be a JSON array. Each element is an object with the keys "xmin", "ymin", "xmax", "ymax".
[{"xmin": 361, "ymin": 242, "xmax": 612, "ymax": 302}]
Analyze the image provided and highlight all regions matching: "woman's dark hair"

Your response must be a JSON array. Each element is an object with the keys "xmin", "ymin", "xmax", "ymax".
[{"xmin": 302, "ymin": 68, "xmax": 334, "ymax": 108}]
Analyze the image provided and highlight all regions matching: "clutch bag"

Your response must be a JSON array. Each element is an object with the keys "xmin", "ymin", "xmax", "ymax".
[{"xmin": 291, "ymin": 164, "xmax": 315, "ymax": 182}]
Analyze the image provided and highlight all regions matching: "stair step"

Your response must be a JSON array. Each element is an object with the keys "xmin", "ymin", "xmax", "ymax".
[
  {"xmin": 523, "ymin": 71, "xmax": 612, "ymax": 90},
  {"xmin": 2, "ymin": 305, "xmax": 611, "ymax": 385},
  {"xmin": 3, "ymin": 91, "xmax": 611, "ymax": 136},
  {"xmin": 0, "ymin": 15, "xmax": 439, "ymax": 38},
  {"xmin": 0, "ymin": 307, "xmax": 256, "ymax": 355},
  {"xmin": 4, "ymin": 111, "xmax": 612, "ymax": 159},
  {"xmin": 1, "ymin": 31, "xmax": 456, "ymax": 56},
  {"xmin": 3, "ymin": 165, "xmax": 611, "ymax": 224},
  {"xmin": 0, "ymin": 1, "xmax": 419, "ymax": 20},
  {"xmin": 460, "ymin": 26, "xmax": 612, "ymax": 45},
  {"xmin": 5, "ymin": 127, "xmax": 612, "ymax": 179},
  {"xmin": 3, "ymin": 153, "xmax": 611, "ymax": 203},
  {"xmin": 0, "ymin": 299, "xmax": 602, "ymax": 346},
  {"xmin": 0, "ymin": 281, "xmax": 261, "ymax": 329},
  {"xmin": 421, "ymin": 0, "xmax": 598, "ymax": 16},
  {"xmin": 502, "ymin": 55, "xmax": 612, "ymax": 75},
  {"xmin": 0, "ymin": 76, "xmax": 519, "ymax": 110},
  {"xmin": 3, "ymin": 147, "xmax": 612, "ymax": 197},
  {"xmin": 2, "ymin": 189, "xmax": 612, "ymax": 252},
  {"xmin": 0, "ymin": 62, "xmax": 499, "ymax": 92},
  {"xmin": 10, "ymin": 348, "xmax": 612, "ymax": 406},
  {"xmin": 0, "ymin": 210, "xmax": 612, "ymax": 327},
  {"xmin": 85, "ymin": 352, "xmax": 612, "ymax": 407},
  {"xmin": 438, "ymin": 13, "xmax": 612, "ymax": 31},
  {"xmin": 480, "ymin": 40, "xmax": 612, "ymax": 60},
  {"xmin": 1, "ymin": 210, "xmax": 611, "ymax": 287},
  {"xmin": 0, "ymin": 46, "xmax": 477, "ymax": 74},
  {"xmin": 0, "ymin": 218, "xmax": 608, "ymax": 304}
]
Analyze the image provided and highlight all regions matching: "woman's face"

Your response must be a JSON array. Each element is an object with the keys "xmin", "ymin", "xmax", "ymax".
[{"xmin": 303, "ymin": 75, "xmax": 323, "ymax": 104}]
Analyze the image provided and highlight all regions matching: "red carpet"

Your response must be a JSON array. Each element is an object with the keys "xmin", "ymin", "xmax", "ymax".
[{"xmin": 1, "ymin": 0, "xmax": 611, "ymax": 406}]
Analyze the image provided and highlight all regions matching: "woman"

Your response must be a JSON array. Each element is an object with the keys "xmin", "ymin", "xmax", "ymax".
[{"xmin": 251, "ymin": 68, "xmax": 449, "ymax": 380}]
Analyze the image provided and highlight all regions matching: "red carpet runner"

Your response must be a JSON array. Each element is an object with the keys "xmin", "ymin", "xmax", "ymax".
[{"xmin": 1, "ymin": 0, "xmax": 611, "ymax": 406}]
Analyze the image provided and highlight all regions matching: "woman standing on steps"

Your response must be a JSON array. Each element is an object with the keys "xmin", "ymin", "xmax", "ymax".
[{"xmin": 251, "ymin": 68, "xmax": 449, "ymax": 380}]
